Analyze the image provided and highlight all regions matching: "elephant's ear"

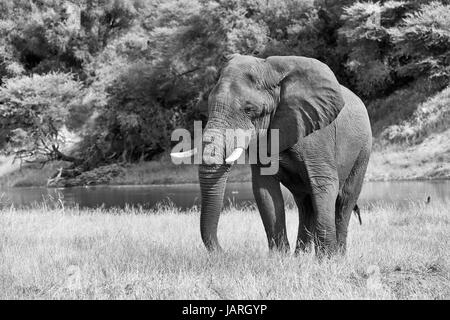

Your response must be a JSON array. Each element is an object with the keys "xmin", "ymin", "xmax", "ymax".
[{"xmin": 267, "ymin": 57, "xmax": 344, "ymax": 153}]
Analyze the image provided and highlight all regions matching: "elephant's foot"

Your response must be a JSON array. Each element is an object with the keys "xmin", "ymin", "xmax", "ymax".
[
  {"xmin": 337, "ymin": 241, "xmax": 347, "ymax": 255},
  {"xmin": 313, "ymin": 227, "xmax": 338, "ymax": 258},
  {"xmin": 267, "ymin": 233, "xmax": 290, "ymax": 253},
  {"xmin": 315, "ymin": 243, "xmax": 338, "ymax": 259},
  {"xmin": 294, "ymin": 240, "xmax": 313, "ymax": 255}
]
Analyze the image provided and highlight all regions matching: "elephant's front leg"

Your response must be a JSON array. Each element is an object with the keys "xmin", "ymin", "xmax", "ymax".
[
  {"xmin": 294, "ymin": 194, "xmax": 315, "ymax": 254},
  {"xmin": 251, "ymin": 165, "xmax": 289, "ymax": 252},
  {"xmin": 310, "ymin": 177, "xmax": 339, "ymax": 256}
]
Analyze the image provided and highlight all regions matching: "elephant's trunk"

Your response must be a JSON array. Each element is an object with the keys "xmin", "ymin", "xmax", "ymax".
[
  {"xmin": 198, "ymin": 105, "xmax": 252, "ymax": 251},
  {"xmin": 198, "ymin": 124, "xmax": 232, "ymax": 251},
  {"xmin": 198, "ymin": 164, "xmax": 231, "ymax": 251}
]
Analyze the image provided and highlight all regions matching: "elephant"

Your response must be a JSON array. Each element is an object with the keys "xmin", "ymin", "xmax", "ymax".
[{"xmin": 172, "ymin": 54, "xmax": 372, "ymax": 256}]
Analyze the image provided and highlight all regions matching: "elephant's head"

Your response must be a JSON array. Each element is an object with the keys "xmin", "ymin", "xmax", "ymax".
[{"xmin": 196, "ymin": 54, "xmax": 344, "ymax": 251}]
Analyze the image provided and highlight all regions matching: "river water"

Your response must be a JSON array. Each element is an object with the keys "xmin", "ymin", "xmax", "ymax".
[{"xmin": 0, "ymin": 180, "xmax": 449, "ymax": 210}]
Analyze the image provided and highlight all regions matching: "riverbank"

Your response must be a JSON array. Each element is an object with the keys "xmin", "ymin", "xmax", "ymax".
[
  {"xmin": 0, "ymin": 201, "xmax": 448, "ymax": 299},
  {"xmin": 0, "ymin": 155, "xmax": 252, "ymax": 188},
  {"xmin": 1, "ymin": 127, "xmax": 449, "ymax": 188},
  {"xmin": 366, "ymin": 130, "xmax": 450, "ymax": 181},
  {"xmin": 0, "ymin": 159, "xmax": 447, "ymax": 188}
]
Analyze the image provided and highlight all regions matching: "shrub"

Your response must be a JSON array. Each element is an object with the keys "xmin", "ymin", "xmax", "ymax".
[
  {"xmin": 0, "ymin": 72, "xmax": 85, "ymax": 162},
  {"xmin": 381, "ymin": 85, "xmax": 450, "ymax": 144}
]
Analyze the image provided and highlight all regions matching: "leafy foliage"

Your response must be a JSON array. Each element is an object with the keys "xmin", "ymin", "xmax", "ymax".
[
  {"xmin": 1, "ymin": 0, "xmax": 449, "ymax": 166},
  {"xmin": 0, "ymin": 72, "xmax": 84, "ymax": 163},
  {"xmin": 339, "ymin": 1, "xmax": 450, "ymax": 97},
  {"xmin": 389, "ymin": 1, "xmax": 450, "ymax": 80}
]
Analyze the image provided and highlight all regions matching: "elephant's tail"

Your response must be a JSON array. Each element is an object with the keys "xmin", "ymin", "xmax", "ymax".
[{"xmin": 353, "ymin": 204, "xmax": 362, "ymax": 225}]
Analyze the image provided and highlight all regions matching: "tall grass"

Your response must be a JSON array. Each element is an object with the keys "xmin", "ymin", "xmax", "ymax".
[{"xmin": 0, "ymin": 200, "xmax": 448, "ymax": 299}]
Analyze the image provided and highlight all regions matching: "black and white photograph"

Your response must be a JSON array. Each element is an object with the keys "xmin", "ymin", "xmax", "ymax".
[{"xmin": 0, "ymin": 0, "xmax": 449, "ymax": 302}]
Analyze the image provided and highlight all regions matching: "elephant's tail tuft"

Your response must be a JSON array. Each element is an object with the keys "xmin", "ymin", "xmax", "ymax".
[{"xmin": 353, "ymin": 204, "xmax": 362, "ymax": 225}]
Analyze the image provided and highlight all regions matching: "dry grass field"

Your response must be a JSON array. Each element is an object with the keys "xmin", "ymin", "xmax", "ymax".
[{"xmin": 0, "ymin": 200, "xmax": 448, "ymax": 300}]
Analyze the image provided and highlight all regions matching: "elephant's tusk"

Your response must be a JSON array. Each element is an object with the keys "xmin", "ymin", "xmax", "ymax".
[
  {"xmin": 225, "ymin": 148, "xmax": 244, "ymax": 164},
  {"xmin": 170, "ymin": 148, "xmax": 198, "ymax": 159}
]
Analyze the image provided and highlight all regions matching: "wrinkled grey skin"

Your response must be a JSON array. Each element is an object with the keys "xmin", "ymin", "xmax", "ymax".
[{"xmin": 199, "ymin": 54, "xmax": 372, "ymax": 256}]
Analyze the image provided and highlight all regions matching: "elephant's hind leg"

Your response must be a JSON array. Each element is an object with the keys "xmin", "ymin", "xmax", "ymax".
[
  {"xmin": 335, "ymin": 150, "xmax": 369, "ymax": 253},
  {"xmin": 309, "ymin": 179, "xmax": 340, "ymax": 257},
  {"xmin": 335, "ymin": 193, "xmax": 354, "ymax": 254},
  {"xmin": 295, "ymin": 195, "xmax": 314, "ymax": 254}
]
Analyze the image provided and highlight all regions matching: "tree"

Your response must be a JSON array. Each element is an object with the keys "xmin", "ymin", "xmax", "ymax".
[
  {"xmin": 0, "ymin": 72, "xmax": 85, "ymax": 165},
  {"xmin": 1, "ymin": 0, "xmax": 449, "ymax": 174},
  {"xmin": 338, "ymin": 1, "xmax": 408, "ymax": 97},
  {"xmin": 389, "ymin": 1, "xmax": 450, "ymax": 83}
]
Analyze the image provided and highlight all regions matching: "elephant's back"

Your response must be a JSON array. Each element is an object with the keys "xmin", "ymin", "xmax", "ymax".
[
  {"xmin": 335, "ymin": 85, "xmax": 372, "ymax": 182},
  {"xmin": 337, "ymin": 85, "xmax": 372, "ymax": 145}
]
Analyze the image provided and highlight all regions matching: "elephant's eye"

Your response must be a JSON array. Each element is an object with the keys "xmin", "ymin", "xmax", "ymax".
[
  {"xmin": 246, "ymin": 73, "xmax": 256, "ymax": 83},
  {"xmin": 243, "ymin": 104, "xmax": 258, "ymax": 116}
]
